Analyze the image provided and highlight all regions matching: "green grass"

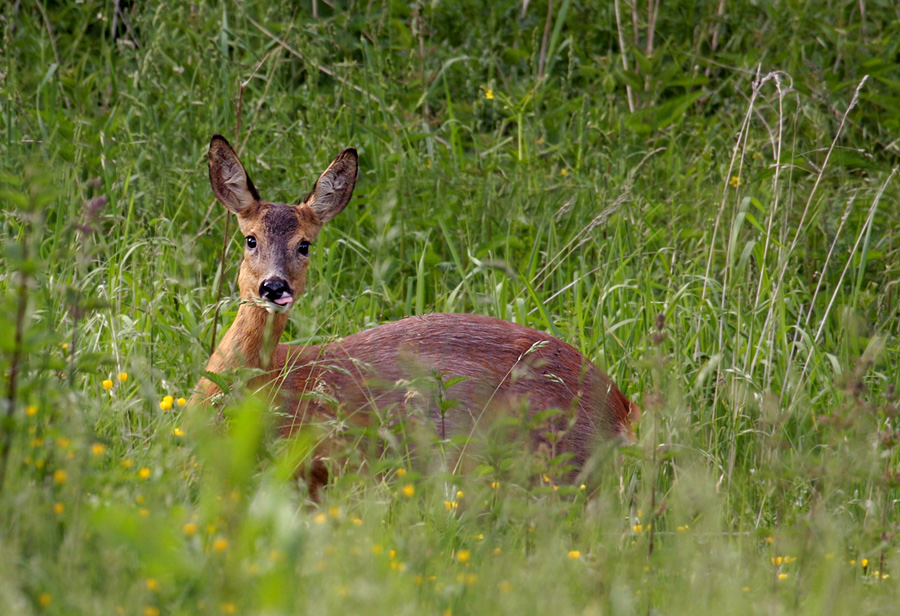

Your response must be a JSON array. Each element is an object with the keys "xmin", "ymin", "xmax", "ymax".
[{"xmin": 2, "ymin": 1, "xmax": 900, "ymax": 614}]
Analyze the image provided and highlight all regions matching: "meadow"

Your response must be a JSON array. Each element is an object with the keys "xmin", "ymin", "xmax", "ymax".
[{"xmin": 1, "ymin": 1, "xmax": 899, "ymax": 614}]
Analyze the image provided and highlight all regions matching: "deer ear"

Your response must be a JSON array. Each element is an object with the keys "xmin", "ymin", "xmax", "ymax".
[
  {"xmin": 208, "ymin": 134, "xmax": 261, "ymax": 217},
  {"xmin": 305, "ymin": 148, "xmax": 358, "ymax": 223}
]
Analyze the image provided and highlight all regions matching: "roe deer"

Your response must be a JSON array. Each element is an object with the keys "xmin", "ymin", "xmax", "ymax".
[{"xmin": 193, "ymin": 134, "xmax": 638, "ymax": 488}]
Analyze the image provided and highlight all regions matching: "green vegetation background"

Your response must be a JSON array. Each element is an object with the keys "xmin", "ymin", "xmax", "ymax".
[{"xmin": 1, "ymin": 1, "xmax": 899, "ymax": 614}]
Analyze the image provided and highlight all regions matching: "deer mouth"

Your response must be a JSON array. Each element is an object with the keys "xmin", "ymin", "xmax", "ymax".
[
  {"xmin": 251, "ymin": 295, "xmax": 294, "ymax": 314},
  {"xmin": 266, "ymin": 294, "xmax": 294, "ymax": 314}
]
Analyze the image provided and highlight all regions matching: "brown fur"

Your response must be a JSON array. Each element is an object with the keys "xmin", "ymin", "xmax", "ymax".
[{"xmin": 193, "ymin": 135, "xmax": 638, "ymax": 490}]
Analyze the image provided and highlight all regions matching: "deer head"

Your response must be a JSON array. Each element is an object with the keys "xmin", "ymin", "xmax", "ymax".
[{"xmin": 207, "ymin": 134, "xmax": 358, "ymax": 314}]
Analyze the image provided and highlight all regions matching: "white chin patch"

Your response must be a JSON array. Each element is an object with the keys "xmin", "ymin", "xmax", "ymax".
[{"xmin": 250, "ymin": 296, "xmax": 294, "ymax": 314}]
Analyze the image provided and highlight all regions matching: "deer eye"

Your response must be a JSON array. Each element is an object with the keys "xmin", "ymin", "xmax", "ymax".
[
  {"xmin": 245, "ymin": 236, "xmax": 257, "ymax": 249},
  {"xmin": 298, "ymin": 241, "xmax": 310, "ymax": 256}
]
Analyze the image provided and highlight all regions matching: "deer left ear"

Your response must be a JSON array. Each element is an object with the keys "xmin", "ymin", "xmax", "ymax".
[{"xmin": 305, "ymin": 148, "xmax": 358, "ymax": 223}]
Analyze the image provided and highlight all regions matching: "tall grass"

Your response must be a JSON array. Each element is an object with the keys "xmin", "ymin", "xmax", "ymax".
[{"xmin": 1, "ymin": 1, "xmax": 899, "ymax": 614}]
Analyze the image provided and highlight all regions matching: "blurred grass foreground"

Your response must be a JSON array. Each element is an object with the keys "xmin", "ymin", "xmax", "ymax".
[{"xmin": 1, "ymin": 1, "xmax": 899, "ymax": 614}]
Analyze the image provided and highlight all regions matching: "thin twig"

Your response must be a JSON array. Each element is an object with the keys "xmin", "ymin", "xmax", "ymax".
[
  {"xmin": 33, "ymin": 0, "xmax": 70, "ymax": 108},
  {"xmin": 0, "ymin": 220, "xmax": 30, "ymax": 494},
  {"xmin": 613, "ymin": 0, "xmax": 635, "ymax": 112},
  {"xmin": 537, "ymin": 0, "xmax": 553, "ymax": 81},
  {"xmin": 208, "ymin": 51, "xmax": 275, "ymax": 360},
  {"xmin": 247, "ymin": 16, "xmax": 383, "ymax": 106},
  {"xmin": 236, "ymin": 49, "xmax": 276, "ymax": 152},
  {"xmin": 810, "ymin": 168, "xmax": 896, "ymax": 348},
  {"xmin": 753, "ymin": 76, "xmax": 870, "ymax": 386}
]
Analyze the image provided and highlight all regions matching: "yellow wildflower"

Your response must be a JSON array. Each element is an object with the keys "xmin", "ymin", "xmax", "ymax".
[
  {"xmin": 729, "ymin": 175, "xmax": 741, "ymax": 188},
  {"xmin": 159, "ymin": 396, "xmax": 173, "ymax": 411},
  {"xmin": 53, "ymin": 503, "xmax": 64, "ymax": 515},
  {"xmin": 176, "ymin": 397, "xmax": 187, "ymax": 407},
  {"xmin": 777, "ymin": 573, "xmax": 789, "ymax": 580},
  {"xmin": 401, "ymin": 484, "xmax": 415, "ymax": 498},
  {"xmin": 117, "ymin": 372, "xmax": 128, "ymax": 382},
  {"xmin": 92, "ymin": 443, "xmax": 107, "ymax": 456},
  {"xmin": 38, "ymin": 593, "xmax": 52, "ymax": 607},
  {"xmin": 144, "ymin": 607, "xmax": 160, "ymax": 616},
  {"xmin": 456, "ymin": 549, "xmax": 471, "ymax": 564},
  {"xmin": 396, "ymin": 468, "xmax": 407, "ymax": 477},
  {"xmin": 213, "ymin": 538, "xmax": 228, "ymax": 553},
  {"xmin": 568, "ymin": 550, "xmax": 581, "ymax": 560},
  {"xmin": 53, "ymin": 469, "xmax": 67, "ymax": 485},
  {"xmin": 172, "ymin": 428, "xmax": 185, "ymax": 437},
  {"xmin": 138, "ymin": 467, "xmax": 151, "ymax": 480},
  {"xmin": 26, "ymin": 405, "xmax": 38, "ymax": 417},
  {"xmin": 183, "ymin": 522, "xmax": 198, "ymax": 536},
  {"xmin": 484, "ymin": 88, "xmax": 494, "ymax": 100},
  {"xmin": 102, "ymin": 379, "xmax": 114, "ymax": 390},
  {"xmin": 145, "ymin": 579, "xmax": 159, "ymax": 591}
]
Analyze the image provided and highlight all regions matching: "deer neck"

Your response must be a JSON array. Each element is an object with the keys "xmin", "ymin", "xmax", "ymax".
[
  {"xmin": 196, "ymin": 303, "xmax": 289, "ymax": 401},
  {"xmin": 211, "ymin": 302, "xmax": 289, "ymax": 373}
]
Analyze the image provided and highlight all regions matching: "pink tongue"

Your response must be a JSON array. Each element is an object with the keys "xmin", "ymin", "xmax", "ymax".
[{"xmin": 273, "ymin": 296, "xmax": 293, "ymax": 306}]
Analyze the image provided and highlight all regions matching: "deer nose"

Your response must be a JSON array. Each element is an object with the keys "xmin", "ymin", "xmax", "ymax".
[{"xmin": 259, "ymin": 277, "xmax": 294, "ymax": 306}]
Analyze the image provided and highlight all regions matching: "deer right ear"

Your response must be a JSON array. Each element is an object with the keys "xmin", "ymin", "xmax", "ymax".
[{"xmin": 208, "ymin": 134, "xmax": 261, "ymax": 217}]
